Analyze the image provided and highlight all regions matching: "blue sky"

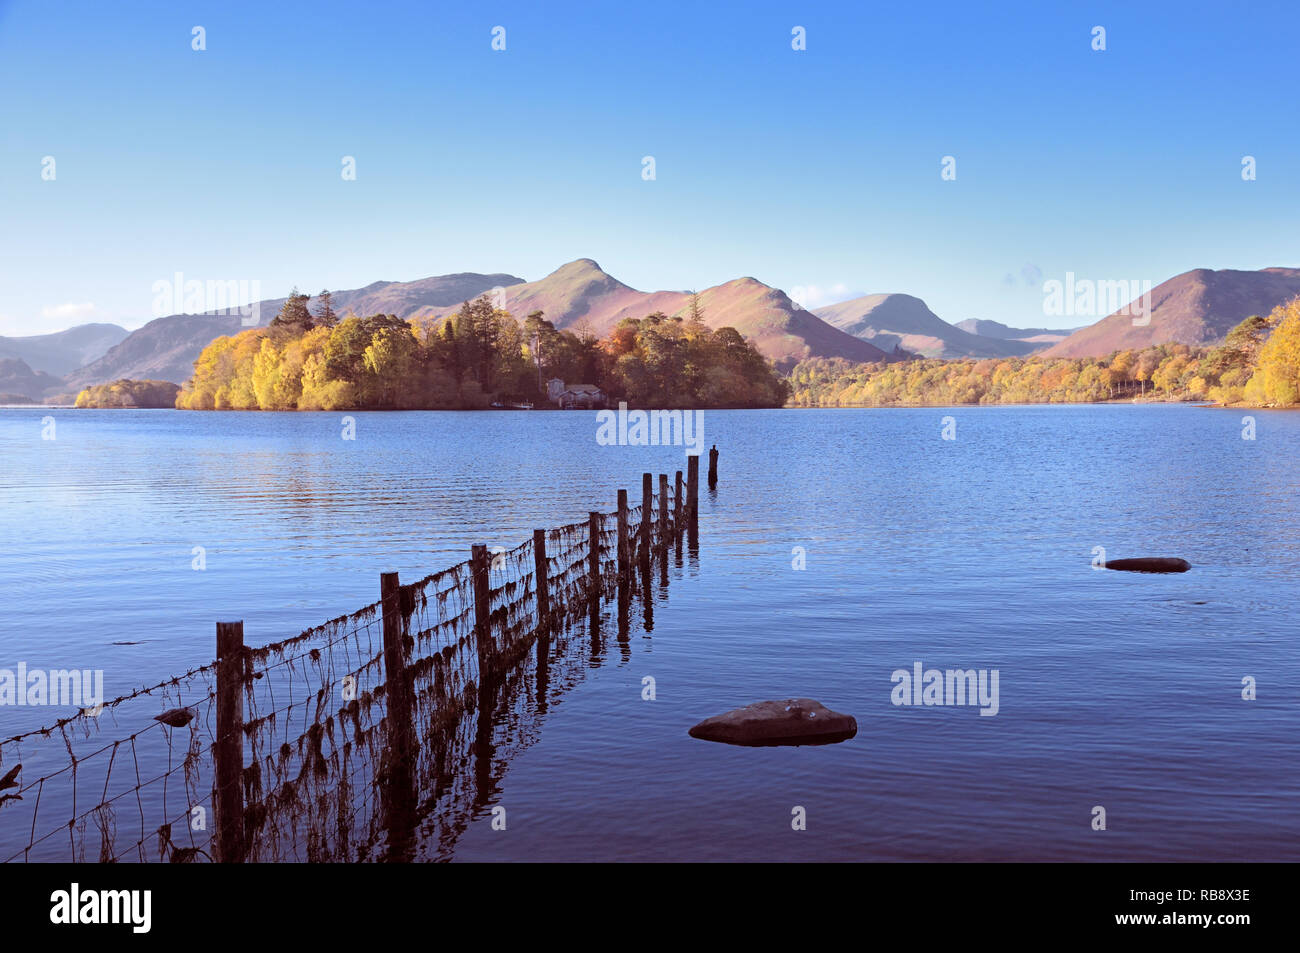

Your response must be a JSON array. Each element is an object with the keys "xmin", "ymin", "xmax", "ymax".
[{"xmin": 2, "ymin": 0, "xmax": 1298, "ymax": 335}]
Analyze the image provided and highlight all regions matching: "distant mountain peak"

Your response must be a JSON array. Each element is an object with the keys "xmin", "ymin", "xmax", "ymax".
[
  {"xmin": 1043, "ymin": 266, "xmax": 1300, "ymax": 357},
  {"xmin": 552, "ymin": 258, "xmax": 609, "ymax": 277},
  {"xmin": 814, "ymin": 292, "xmax": 1036, "ymax": 359},
  {"xmin": 0, "ymin": 322, "xmax": 131, "ymax": 378},
  {"xmin": 64, "ymin": 261, "xmax": 906, "ymax": 387}
]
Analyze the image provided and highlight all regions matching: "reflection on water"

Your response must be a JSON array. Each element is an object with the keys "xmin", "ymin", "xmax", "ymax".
[{"xmin": 1, "ymin": 405, "xmax": 1298, "ymax": 861}]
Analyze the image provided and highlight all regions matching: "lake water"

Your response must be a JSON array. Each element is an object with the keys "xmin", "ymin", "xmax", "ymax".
[{"xmin": 1, "ymin": 405, "xmax": 1297, "ymax": 861}]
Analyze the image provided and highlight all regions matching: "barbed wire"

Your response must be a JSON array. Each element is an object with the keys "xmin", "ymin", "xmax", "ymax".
[{"xmin": 1, "ymin": 475, "xmax": 696, "ymax": 863}]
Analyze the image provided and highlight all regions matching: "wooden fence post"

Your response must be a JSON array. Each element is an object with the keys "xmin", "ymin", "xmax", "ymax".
[
  {"xmin": 641, "ymin": 472, "xmax": 653, "ymax": 557},
  {"xmin": 588, "ymin": 511, "xmax": 601, "ymax": 596},
  {"xmin": 380, "ymin": 572, "xmax": 413, "ymax": 754},
  {"xmin": 616, "ymin": 489, "xmax": 629, "ymax": 580},
  {"xmin": 379, "ymin": 571, "xmax": 418, "ymax": 858},
  {"xmin": 215, "ymin": 620, "xmax": 245, "ymax": 863},
  {"xmin": 471, "ymin": 544, "xmax": 492, "ymax": 675},
  {"xmin": 533, "ymin": 529, "xmax": 549, "ymax": 633},
  {"xmin": 708, "ymin": 444, "xmax": 719, "ymax": 487},
  {"xmin": 686, "ymin": 455, "xmax": 699, "ymax": 520},
  {"xmin": 674, "ymin": 471, "xmax": 683, "ymax": 536},
  {"xmin": 658, "ymin": 474, "xmax": 669, "ymax": 548}
]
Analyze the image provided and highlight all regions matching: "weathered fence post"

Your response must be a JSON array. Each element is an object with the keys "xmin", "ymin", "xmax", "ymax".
[
  {"xmin": 616, "ymin": 489, "xmax": 629, "ymax": 580},
  {"xmin": 708, "ymin": 444, "xmax": 719, "ymax": 487},
  {"xmin": 533, "ymin": 529, "xmax": 549, "ymax": 633},
  {"xmin": 674, "ymin": 470, "xmax": 683, "ymax": 536},
  {"xmin": 588, "ymin": 511, "xmax": 601, "ymax": 596},
  {"xmin": 641, "ymin": 472, "xmax": 653, "ymax": 558},
  {"xmin": 380, "ymin": 572, "xmax": 413, "ymax": 750},
  {"xmin": 215, "ymin": 620, "xmax": 245, "ymax": 863},
  {"xmin": 379, "ymin": 571, "xmax": 419, "ymax": 860},
  {"xmin": 586, "ymin": 511, "xmax": 602, "ymax": 641},
  {"xmin": 658, "ymin": 474, "xmax": 669, "ymax": 549},
  {"xmin": 686, "ymin": 455, "xmax": 699, "ymax": 521},
  {"xmin": 471, "ymin": 544, "xmax": 492, "ymax": 675}
]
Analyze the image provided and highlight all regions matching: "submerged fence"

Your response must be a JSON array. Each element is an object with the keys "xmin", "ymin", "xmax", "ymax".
[{"xmin": 0, "ymin": 457, "xmax": 707, "ymax": 863}]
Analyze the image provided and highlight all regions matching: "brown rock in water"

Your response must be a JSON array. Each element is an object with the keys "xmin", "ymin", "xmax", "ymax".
[
  {"xmin": 689, "ymin": 698, "xmax": 857, "ymax": 747},
  {"xmin": 1104, "ymin": 557, "xmax": 1191, "ymax": 574}
]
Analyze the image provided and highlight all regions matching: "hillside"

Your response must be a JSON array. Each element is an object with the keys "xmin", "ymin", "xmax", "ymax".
[
  {"xmin": 420, "ymin": 259, "xmax": 891, "ymax": 368},
  {"xmin": 1043, "ymin": 267, "xmax": 1300, "ymax": 358},
  {"xmin": 814, "ymin": 294, "xmax": 1032, "ymax": 359},
  {"xmin": 64, "ymin": 273, "xmax": 523, "ymax": 388},
  {"xmin": 67, "ymin": 261, "xmax": 885, "ymax": 385},
  {"xmin": 0, "ymin": 323, "xmax": 128, "ymax": 375},
  {"xmin": 953, "ymin": 318, "xmax": 1079, "ymax": 348},
  {"xmin": 0, "ymin": 358, "xmax": 66, "ymax": 400}
]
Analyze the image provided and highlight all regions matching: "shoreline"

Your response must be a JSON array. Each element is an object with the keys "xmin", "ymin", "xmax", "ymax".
[
  {"xmin": 27, "ymin": 400, "xmax": 1289, "ymax": 410},
  {"xmin": 33, "ymin": 401, "xmax": 1295, "ymax": 413}
]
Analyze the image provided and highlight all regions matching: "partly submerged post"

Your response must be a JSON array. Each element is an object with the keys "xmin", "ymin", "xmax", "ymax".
[
  {"xmin": 686, "ymin": 455, "xmax": 699, "ymax": 521},
  {"xmin": 616, "ymin": 489, "xmax": 629, "ymax": 580},
  {"xmin": 379, "ymin": 571, "xmax": 418, "ymax": 859},
  {"xmin": 533, "ymin": 529, "xmax": 549, "ymax": 633},
  {"xmin": 587, "ymin": 511, "xmax": 602, "ymax": 641},
  {"xmin": 215, "ymin": 620, "xmax": 245, "ymax": 863},
  {"xmin": 471, "ymin": 544, "xmax": 492, "ymax": 673},
  {"xmin": 708, "ymin": 444, "xmax": 719, "ymax": 488},
  {"xmin": 641, "ymin": 472, "xmax": 653, "ymax": 562},
  {"xmin": 658, "ymin": 474, "xmax": 669, "ymax": 548},
  {"xmin": 380, "ymin": 572, "xmax": 413, "ymax": 749},
  {"xmin": 674, "ymin": 470, "xmax": 683, "ymax": 536},
  {"xmin": 588, "ymin": 511, "xmax": 601, "ymax": 597}
]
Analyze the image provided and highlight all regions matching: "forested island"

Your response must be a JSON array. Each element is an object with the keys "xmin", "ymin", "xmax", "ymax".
[
  {"xmin": 176, "ymin": 291, "xmax": 790, "ymax": 410},
  {"xmin": 788, "ymin": 301, "xmax": 1300, "ymax": 408},
  {"xmin": 74, "ymin": 379, "xmax": 181, "ymax": 408}
]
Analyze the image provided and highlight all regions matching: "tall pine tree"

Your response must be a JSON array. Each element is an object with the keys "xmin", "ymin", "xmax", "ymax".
[
  {"xmin": 314, "ymin": 289, "xmax": 338, "ymax": 328},
  {"xmin": 270, "ymin": 287, "xmax": 314, "ymax": 331}
]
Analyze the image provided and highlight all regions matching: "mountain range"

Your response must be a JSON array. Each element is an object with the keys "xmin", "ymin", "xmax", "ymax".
[
  {"xmin": 64, "ymin": 259, "xmax": 896, "ymax": 389},
  {"xmin": 953, "ymin": 319, "xmax": 1080, "ymax": 347},
  {"xmin": 0, "ymin": 324, "xmax": 129, "ymax": 376},
  {"xmin": 7, "ymin": 260, "xmax": 1300, "ymax": 400},
  {"xmin": 814, "ymin": 295, "xmax": 1052, "ymax": 359},
  {"xmin": 64, "ymin": 272, "xmax": 529, "ymax": 390},
  {"xmin": 1042, "ymin": 267, "xmax": 1300, "ymax": 358}
]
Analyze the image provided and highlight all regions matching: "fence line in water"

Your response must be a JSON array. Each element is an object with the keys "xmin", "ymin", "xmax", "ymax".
[{"xmin": 0, "ymin": 456, "xmax": 707, "ymax": 863}]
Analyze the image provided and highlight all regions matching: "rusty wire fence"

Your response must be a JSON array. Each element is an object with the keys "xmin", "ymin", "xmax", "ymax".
[{"xmin": 0, "ymin": 462, "xmax": 700, "ymax": 863}]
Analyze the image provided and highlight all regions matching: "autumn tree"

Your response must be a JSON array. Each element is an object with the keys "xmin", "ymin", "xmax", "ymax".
[{"xmin": 1245, "ymin": 298, "xmax": 1300, "ymax": 405}]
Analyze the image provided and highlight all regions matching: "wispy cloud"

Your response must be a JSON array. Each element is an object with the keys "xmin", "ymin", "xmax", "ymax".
[
  {"xmin": 788, "ymin": 283, "xmax": 862, "ymax": 311},
  {"xmin": 41, "ymin": 301, "xmax": 98, "ymax": 320}
]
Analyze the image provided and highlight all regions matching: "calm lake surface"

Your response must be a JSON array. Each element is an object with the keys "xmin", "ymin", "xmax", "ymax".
[{"xmin": 1, "ymin": 405, "xmax": 1297, "ymax": 861}]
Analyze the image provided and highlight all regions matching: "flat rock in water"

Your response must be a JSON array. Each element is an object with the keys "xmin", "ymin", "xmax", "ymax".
[
  {"xmin": 689, "ymin": 698, "xmax": 857, "ymax": 747},
  {"xmin": 1104, "ymin": 557, "xmax": 1191, "ymax": 574}
]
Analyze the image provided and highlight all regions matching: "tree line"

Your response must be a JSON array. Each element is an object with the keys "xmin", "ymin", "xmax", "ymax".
[
  {"xmin": 787, "ymin": 299, "xmax": 1300, "ymax": 408},
  {"xmin": 175, "ymin": 290, "xmax": 789, "ymax": 410},
  {"xmin": 75, "ymin": 379, "xmax": 181, "ymax": 408}
]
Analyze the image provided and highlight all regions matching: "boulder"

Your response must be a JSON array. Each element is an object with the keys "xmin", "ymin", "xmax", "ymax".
[
  {"xmin": 689, "ymin": 698, "xmax": 857, "ymax": 747},
  {"xmin": 1104, "ymin": 557, "xmax": 1191, "ymax": 574}
]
